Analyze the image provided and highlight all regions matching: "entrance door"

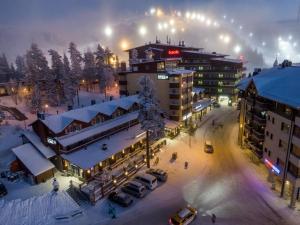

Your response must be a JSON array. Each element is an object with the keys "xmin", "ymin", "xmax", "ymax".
[{"xmin": 70, "ymin": 164, "xmax": 80, "ymax": 177}]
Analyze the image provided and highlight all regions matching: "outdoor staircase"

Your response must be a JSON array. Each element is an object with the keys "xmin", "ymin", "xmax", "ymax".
[{"xmin": 66, "ymin": 186, "xmax": 89, "ymax": 206}]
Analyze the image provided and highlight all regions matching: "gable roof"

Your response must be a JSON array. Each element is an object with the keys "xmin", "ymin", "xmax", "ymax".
[
  {"xmin": 37, "ymin": 95, "xmax": 140, "ymax": 134},
  {"xmin": 236, "ymin": 66, "xmax": 300, "ymax": 109}
]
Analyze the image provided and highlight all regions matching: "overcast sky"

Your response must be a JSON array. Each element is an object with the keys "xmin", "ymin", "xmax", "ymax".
[{"xmin": 1, "ymin": 0, "xmax": 300, "ymax": 68}]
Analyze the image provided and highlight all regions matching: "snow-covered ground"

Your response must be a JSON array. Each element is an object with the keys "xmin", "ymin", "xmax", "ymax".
[
  {"xmin": 0, "ymin": 191, "xmax": 81, "ymax": 225},
  {"xmin": 1, "ymin": 102, "xmax": 300, "ymax": 225}
]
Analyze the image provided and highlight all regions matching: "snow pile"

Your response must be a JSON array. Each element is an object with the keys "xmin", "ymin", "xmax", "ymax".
[{"xmin": 0, "ymin": 191, "xmax": 82, "ymax": 225}]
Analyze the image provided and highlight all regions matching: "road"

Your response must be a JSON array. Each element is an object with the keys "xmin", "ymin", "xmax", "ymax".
[{"xmin": 84, "ymin": 106, "xmax": 296, "ymax": 225}]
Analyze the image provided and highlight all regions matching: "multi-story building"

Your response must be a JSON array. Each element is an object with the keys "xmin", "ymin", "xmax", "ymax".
[
  {"xmin": 120, "ymin": 40, "xmax": 244, "ymax": 104},
  {"xmin": 11, "ymin": 95, "xmax": 176, "ymax": 188},
  {"xmin": 237, "ymin": 64, "xmax": 300, "ymax": 208},
  {"xmin": 119, "ymin": 59, "xmax": 194, "ymax": 122}
]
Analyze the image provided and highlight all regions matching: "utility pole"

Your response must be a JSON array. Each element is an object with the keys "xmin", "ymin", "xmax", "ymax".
[{"xmin": 146, "ymin": 130, "xmax": 150, "ymax": 168}]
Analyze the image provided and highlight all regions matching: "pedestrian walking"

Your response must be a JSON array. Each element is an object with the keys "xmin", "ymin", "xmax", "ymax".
[
  {"xmin": 184, "ymin": 161, "xmax": 189, "ymax": 169},
  {"xmin": 211, "ymin": 213, "xmax": 216, "ymax": 223},
  {"xmin": 52, "ymin": 178, "xmax": 59, "ymax": 192}
]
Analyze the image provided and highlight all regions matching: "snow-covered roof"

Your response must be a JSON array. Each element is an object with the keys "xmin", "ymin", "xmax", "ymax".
[
  {"xmin": 39, "ymin": 95, "xmax": 139, "ymax": 134},
  {"xmin": 61, "ymin": 124, "xmax": 145, "ymax": 169},
  {"xmin": 57, "ymin": 111, "xmax": 139, "ymax": 147},
  {"xmin": 22, "ymin": 131, "xmax": 56, "ymax": 158},
  {"xmin": 165, "ymin": 119, "xmax": 180, "ymax": 129},
  {"xmin": 236, "ymin": 66, "xmax": 300, "ymax": 109},
  {"xmin": 182, "ymin": 50, "xmax": 228, "ymax": 57},
  {"xmin": 167, "ymin": 69, "xmax": 194, "ymax": 75},
  {"xmin": 193, "ymin": 99, "xmax": 213, "ymax": 112},
  {"xmin": 12, "ymin": 143, "xmax": 55, "ymax": 176},
  {"xmin": 211, "ymin": 57, "xmax": 243, "ymax": 64}
]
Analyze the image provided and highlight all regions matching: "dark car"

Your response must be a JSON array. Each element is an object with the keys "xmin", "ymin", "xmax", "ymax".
[
  {"xmin": 146, "ymin": 168, "xmax": 168, "ymax": 182},
  {"xmin": 0, "ymin": 182, "xmax": 7, "ymax": 197},
  {"xmin": 121, "ymin": 181, "xmax": 146, "ymax": 198},
  {"xmin": 108, "ymin": 191, "xmax": 133, "ymax": 207}
]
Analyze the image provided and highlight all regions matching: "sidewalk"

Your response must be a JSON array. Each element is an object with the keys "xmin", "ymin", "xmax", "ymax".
[{"xmin": 230, "ymin": 125, "xmax": 300, "ymax": 225}]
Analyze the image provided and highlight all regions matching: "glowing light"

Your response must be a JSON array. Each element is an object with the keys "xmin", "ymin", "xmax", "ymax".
[
  {"xmin": 239, "ymin": 25, "xmax": 243, "ymax": 30},
  {"xmin": 230, "ymin": 18, "xmax": 234, "ymax": 23},
  {"xmin": 150, "ymin": 7, "xmax": 156, "ymax": 15},
  {"xmin": 181, "ymin": 27, "xmax": 185, "ymax": 32},
  {"xmin": 293, "ymin": 42, "xmax": 298, "ymax": 47},
  {"xmin": 177, "ymin": 11, "xmax": 182, "ymax": 17},
  {"xmin": 139, "ymin": 25, "xmax": 147, "ymax": 36},
  {"xmin": 213, "ymin": 21, "xmax": 219, "ymax": 27},
  {"xmin": 185, "ymin": 11, "xmax": 191, "ymax": 19},
  {"xmin": 223, "ymin": 35, "xmax": 231, "ymax": 44},
  {"xmin": 120, "ymin": 39, "xmax": 129, "ymax": 50},
  {"xmin": 169, "ymin": 19, "xmax": 175, "ymax": 26},
  {"xmin": 191, "ymin": 12, "xmax": 196, "ymax": 20},
  {"xmin": 288, "ymin": 35, "xmax": 293, "ymax": 40},
  {"xmin": 223, "ymin": 15, "xmax": 227, "ymax": 19},
  {"xmin": 200, "ymin": 15, "xmax": 206, "ymax": 22},
  {"xmin": 262, "ymin": 41, "xmax": 266, "ymax": 46},
  {"xmin": 234, "ymin": 45, "xmax": 242, "ymax": 54},
  {"xmin": 156, "ymin": 8, "xmax": 163, "ymax": 17},
  {"xmin": 249, "ymin": 32, "xmax": 253, "ymax": 37},
  {"xmin": 171, "ymin": 28, "xmax": 176, "ymax": 34},
  {"xmin": 206, "ymin": 19, "xmax": 212, "ymax": 26},
  {"xmin": 278, "ymin": 36, "xmax": 282, "ymax": 42},
  {"xmin": 104, "ymin": 26, "xmax": 113, "ymax": 37},
  {"xmin": 163, "ymin": 22, "xmax": 168, "ymax": 29},
  {"xmin": 264, "ymin": 158, "xmax": 280, "ymax": 174}
]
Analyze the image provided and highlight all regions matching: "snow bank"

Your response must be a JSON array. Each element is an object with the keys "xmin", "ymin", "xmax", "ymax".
[{"xmin": 0, "ymin": 191, "xmax": 82, "ymax": 225}]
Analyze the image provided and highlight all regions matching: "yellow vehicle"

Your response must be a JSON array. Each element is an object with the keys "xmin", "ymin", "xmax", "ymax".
[{"xmin": 169, "ymin": 205, "xmax": 197, "ymax": 225}]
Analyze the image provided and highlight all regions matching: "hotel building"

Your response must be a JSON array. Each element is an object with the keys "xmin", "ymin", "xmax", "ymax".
[{"xmin": 237, "ymin": 64, "xmax": 300, "ymax": 208}]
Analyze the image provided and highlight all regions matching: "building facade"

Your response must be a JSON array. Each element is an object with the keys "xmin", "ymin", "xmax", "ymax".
[
  {"xmin": 237, "ymin": 65, "xmax": 300, "ymax": 208},
  {"xmin": 120, "ymin": 41, "xmax": 244, "ymax": 104}
]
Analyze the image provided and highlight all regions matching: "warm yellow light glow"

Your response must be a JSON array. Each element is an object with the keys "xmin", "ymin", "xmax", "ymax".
[
  {"xmin": 125, "ymin": 171, "xmax": 128, "ymax": 176},
  {"xmin": 45, "ymin": 104, "xmax": 49, "ymax": 108},
  {"xmin": 111, "ymin": 155, "xmax": 114, "ymax": 160},
  {"xmin": 120, "ymin": 39, "xmax": 129, "ymax": 50},
  {"xmin": 104, "ymin": 25, "xmax": 113, "ymax": 37},
  {"xmin": 87, "ymin": 170, "xmax": 90, "ymax": 174}
]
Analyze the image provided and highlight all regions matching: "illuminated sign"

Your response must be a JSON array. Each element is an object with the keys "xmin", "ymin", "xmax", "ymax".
[
  {"xmin": 264, "ymin": 158, "xmax": 280, "ymax": 174},
  {"xmin": 157, "ymin": 74, "xmax": 169, "ymax": 80},
  {"xmin": 168, "ymin": 50, "xmax": 180, "ymax": 55},
  {"xmin": 47, "ymin": 137, "xmax": 57, "ymax": 145},
  {"xmin": 183, "ymin": 112, "xmax": 192, "ymax": 121}
]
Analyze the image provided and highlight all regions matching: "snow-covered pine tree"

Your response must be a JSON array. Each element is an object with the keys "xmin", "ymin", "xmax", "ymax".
[
  {"xmin": 68, "ymin": 42, "xmax": 82, "ymax": 105},
  {"xmin": 7, "ymin": 78, "xmax": 19, "ymax": 105},
  {"xmin": 25, "ymin": 43, "xmax": 51, "ymax": 111},
  {"xmin": 48, "ymin": 49, "xmax": 65, "ymax": 106},
  {"xmin": 15, "ymin": 55, "xmax": 26, "ymax": 80},
  {"xmin": 0, "ymin": 54, "xmax": 11, "ymax": 83},
  {"xmin": 62, "ymin": 54, "xmax": 76, "ymax": 107},
  {"xmin": 138, "ymin": 75, "xmax": 165, "ymax": 168},
  {"xmin": 83, "ymin": 50, "xmax": 96, "ymax": 91}
]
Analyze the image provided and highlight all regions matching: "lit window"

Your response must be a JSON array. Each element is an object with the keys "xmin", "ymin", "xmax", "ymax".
[
  {"xmin": 218, "ymin": 73, "xmax": 224, "ymax": 78},
  {"xmin": 218, "ymin": 88, "xmax": 223, "ymax": 93}
]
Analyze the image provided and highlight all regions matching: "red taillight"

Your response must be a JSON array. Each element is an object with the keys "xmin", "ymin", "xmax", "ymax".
[{"xmin": 169, "ymin": 218, "xmax": 173, "ymax": 225}]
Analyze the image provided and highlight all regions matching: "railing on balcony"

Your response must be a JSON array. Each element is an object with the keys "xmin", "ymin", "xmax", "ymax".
[
  {"xmin": 253, "ymin": 113, "xmax": 266, "ymax": 124},
  {"xmin": 252, "ymin": 128, "xmax": 265, "ymax": 140},
  {"xmin": 245, "ymin": 123, "xmax": 253, "ymax": 131}
]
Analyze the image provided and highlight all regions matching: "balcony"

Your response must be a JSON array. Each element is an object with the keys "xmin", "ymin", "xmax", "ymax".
[
  {"xmin": 245, "ymin": 110, "xmax": 254, "ymax": 119},
  {"xmin": 169, "ymin": 100, "xmax": 181, "ymax": 106},
  {"xmin": 290, "ymin": 152, "xmax": 300, "ymax": 168},
  {"xmin": 246, "ymin": 96, "xmax": 254, "ymax": 104},
  {"xmin": 169, "ymin": 88, "xmax": 180, "ymax": 94},
  {"xmin": 253, "ymin": 113, "xmax": 266, "ymax": 125},
  {"xmin": 252, "ymin": 128, "xmax": 265, "ymax": 141},
  {"xmin": 247, "ymin": 141, "xmax": 263, "ymax": 158},
  {"xmin": 244, "ymin": 123, "xmax": 253, "ymax": 131},
  {"xmin": 255, "ymin": 98, "xmax": 269, "ymax": 111}
]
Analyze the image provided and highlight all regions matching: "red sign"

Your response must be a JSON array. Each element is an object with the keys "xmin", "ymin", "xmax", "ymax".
[{"xmin": 168, "ymin": 49, "xmax": 180, "ymax": 55}]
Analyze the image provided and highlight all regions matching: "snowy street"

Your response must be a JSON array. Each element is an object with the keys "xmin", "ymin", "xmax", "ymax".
[{"xmin": 71, "ymin": 106, "xmax": 300, "ymax": 225}]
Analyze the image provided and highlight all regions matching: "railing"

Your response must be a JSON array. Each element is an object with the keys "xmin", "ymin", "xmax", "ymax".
[{"xmin": 253, "ymin": 113, "xmax": 266, "ymax": 124}]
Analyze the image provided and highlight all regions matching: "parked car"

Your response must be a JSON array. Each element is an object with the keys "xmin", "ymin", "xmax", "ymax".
[
  {"xmin": 213, "ymin": 102, "xmax": 220, "ymax": 108},
  {"xmin": 134, "ymin": 173, "xmax": 158, "ymax": 190},
  {"xmin": 108, "ymin": 191, "xmax": 133, "ymax": 207},
  {"xmin": 121, "ymin": 181, "xmax": 146, "ymax": 198},
  {"xmin": 146, "ymin": 168, "xmax": 168, "ymax": 182},
  {"xmin": 169, "ymin": 205, "xmax": 197, "ymax": 225},
  {"xmin": 204, "ymin": 140, "xmax": 214, "ymax": 153},
  {"xmin": 0, "ymin": 182, "xmax": 7, "ymax": 197}
]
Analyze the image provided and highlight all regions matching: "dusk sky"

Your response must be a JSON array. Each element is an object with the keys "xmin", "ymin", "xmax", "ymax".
[{"xmin": 1, "ymin": 0, "xmax": 300, "ymax": 69}]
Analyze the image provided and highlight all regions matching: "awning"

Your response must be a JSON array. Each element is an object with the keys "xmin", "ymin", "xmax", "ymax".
[
  {"xmin": 164, "ymin": 119, "xmax": 180, "ymax": 130},
  {"xmin": 12, "ymin": 143, "xmax": 55, "ymax": 176}
]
